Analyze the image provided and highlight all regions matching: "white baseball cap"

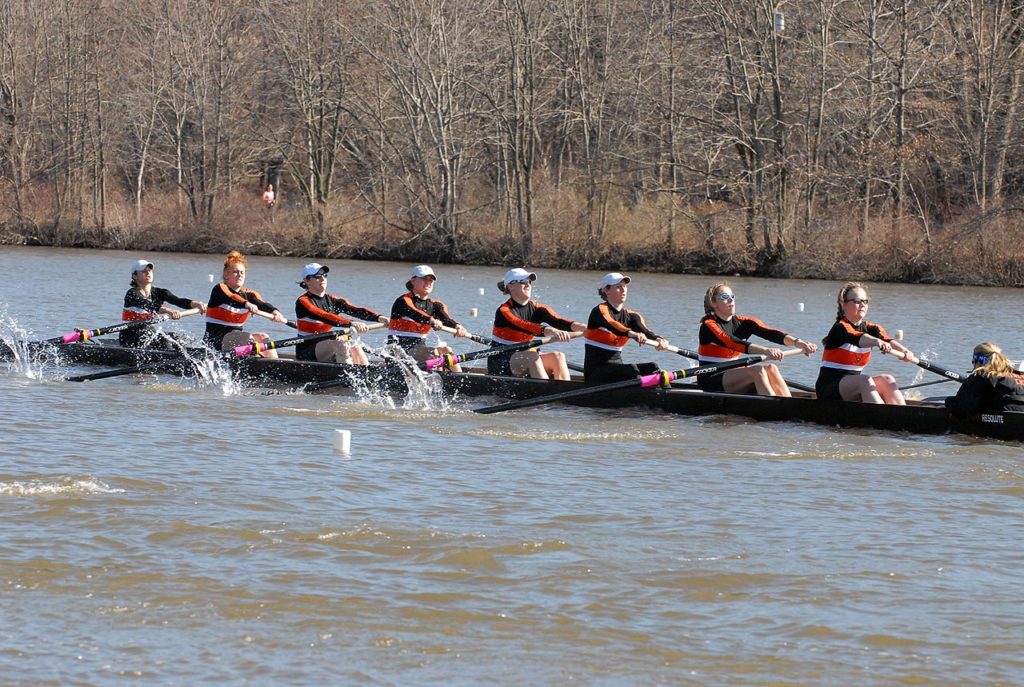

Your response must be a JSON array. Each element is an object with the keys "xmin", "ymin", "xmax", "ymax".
[
  {"xmin": 503, "ymin": 268, "xmax": 537, "ymax": 285},
  {"xmin": 410, "ymin": 265, "xmax": 436, "ymax": 279},
  {"xmin": 131, "ymin": 259, "xmax": 154, "ymax": 274},
  {"xmin": 299, "ymin": 263, "xmax": 329, "ymax": 281},
  {"xmin": 600, "ymin": 272, "xmax": 631, "ymax": 288}
]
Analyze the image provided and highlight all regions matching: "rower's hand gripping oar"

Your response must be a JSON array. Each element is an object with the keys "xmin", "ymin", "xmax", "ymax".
[
  {"xmin": 474, "ymin": 349, "xmax": 804, "ymax": 414},
  {"xmin": 640, "ymin": 339, "xmax": 815, "ymax": 393},
  {"xmin": 250, "ymin": 308, "xmax": 299, "ymax": 329},
  {"xmin": 45, "ymin": 308, "xmax": 202, "ymax": 345}
]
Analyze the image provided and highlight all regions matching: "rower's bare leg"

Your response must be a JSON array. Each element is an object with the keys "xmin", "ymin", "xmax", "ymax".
[
  {"xmin": 543, "ymin": 351, "xmax": 571, "ymax": 381},
  {"xmin": 347, "ymin": 344, "xmax": 370, "ymax": 366},
  {"xmin": 722, "ymin": 367, "xmax": 766, "ymax": 395},
  {"xmin": 765, "ymin": 364, "xmax": 792, "ymax": 398},
  {"xmin": 511, "ymin": 350, "xmax": 547, "ymax": 379},
  {"xmin": 874, "ymin": 374, "xmax": 905, "ymax": 405},
  {"xmin": 839, "ymin": 374, "xmax": 884, "ymax": 403}
]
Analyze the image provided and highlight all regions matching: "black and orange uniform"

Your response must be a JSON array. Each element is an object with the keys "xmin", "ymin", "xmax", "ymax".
[
  {"xmin": 696, "ymin": 314, "xmax": 788, "ymax": 392},
  {"xmin": 203, "ymin": 283, "xmax": 280, "ymax": 349},
  {"xmin": 119, "ymin": 287, "xmax": 193, "ymax": 348},
  {"xmin": 294, "ymin": 293, "xmax": 383, "ymax": 362},
  {"xmin": 488, "ymin": 300, "xmax": 575, "ymax": 375},
  {"xmin": 815, "ymin": 317, "xmax": 891, "ymax": 400},
  {"xmin": 583, "ymin": 302, "xmax": 662, "ymax": 384},
  {"xmin": 946, "ymin": 372, "xmax": 1024, "ymax": 418},
  {"xmin": 387, "ymin": 292, "xmax": 461, "ymax": 352}
]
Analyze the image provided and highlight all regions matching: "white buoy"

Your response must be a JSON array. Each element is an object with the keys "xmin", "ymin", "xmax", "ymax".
[
  {"xmin": 333, "ymin": 429, "xmax": 351, "ymax": 454},
  {"xmin": 798, "ymin": 303, "xmax": 805, "ymax": 312},
  {"xmin": 895, "ymin": 330, "xmax": 904, "ymax": 340},
  {"xmin": 208, "ymin": 274, "xmax": 215, "ymax": 282},
  {"xmin": 469, "ymin": 308, "xmax": 478, "ymax": 317},
  {"xmin": 478, "ymin": 287, "xmax": 485, "ymax": 295}
]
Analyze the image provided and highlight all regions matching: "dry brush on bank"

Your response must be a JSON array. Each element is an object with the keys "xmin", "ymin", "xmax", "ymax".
[{"xmin": 1, "ymin": 0, "xmax": 1024, "ymax": 285}]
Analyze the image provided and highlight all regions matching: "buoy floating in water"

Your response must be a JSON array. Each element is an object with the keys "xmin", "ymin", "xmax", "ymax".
[{"xmin": 333, "ymin": 429, "xmax": 351, "ymax": 454}]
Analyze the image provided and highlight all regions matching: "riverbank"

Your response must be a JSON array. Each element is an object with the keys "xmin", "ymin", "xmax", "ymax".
[{"xmin": 3, "ymin": 189, "xmax": 1022, "ymax": 286}]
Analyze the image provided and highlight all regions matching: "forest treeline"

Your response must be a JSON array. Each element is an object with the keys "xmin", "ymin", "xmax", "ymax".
[{"xmin": 1, "ymin": 0, "xmax": 1023, "ymax": 285}]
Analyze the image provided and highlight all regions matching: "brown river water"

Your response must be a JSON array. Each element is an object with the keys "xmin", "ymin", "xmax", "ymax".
[{"xmin": 1, "ymin": 246, "xmax": 1022, "ymax": 685}]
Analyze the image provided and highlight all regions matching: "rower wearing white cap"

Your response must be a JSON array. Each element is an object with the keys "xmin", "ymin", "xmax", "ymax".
[
  {"xmin": 295, "ymin": 263, "xmax": 388, "ymax": 365},
  {"xmin": 584, "ymin": 272, "xmax": 669, "ymax": 384},
  {"xmin": 489, "ymin": 268, "xmax": 585, "ymax": 380},
  {"xmin": 387, "ymin": 265, "xmax": 470, "ymax": 370},
  {"xmin": 120, "ymin": 259, "xmax": 207, "ymax": 348}
]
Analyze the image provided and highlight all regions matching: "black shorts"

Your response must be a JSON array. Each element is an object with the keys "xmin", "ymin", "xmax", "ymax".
[
  {"xmin": 487, "ymin": 349, "xmax": 515, "ymax": 376},
  {"xmin": 696, "ymin": 371, "xmax": 725, "ymax": 392},
  {"xmin": 815, "ymin": 368, "xmax": 852, "ymax": 400},
  {"xmin": 585, "ymin": 361, "xmax": 659, "ymax": 385}
]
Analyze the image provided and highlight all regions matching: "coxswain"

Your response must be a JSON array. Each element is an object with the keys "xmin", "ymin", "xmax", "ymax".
[
  {"xmin": 204, "ymin": 250, "xmax": 287, "ymax": 357},
  {"xmin": 583, "ymin": 272, "xmax": 669, "ymax": 384},
  {"xmin": 945, "ymin": 343, "xmax": 1024, "ymax": 418},
  {"xmin": 815, "ymin": 282, "xmax": 917, "ymax": 404},
  {"xmin": 120, "ymin": 259, "xmax": 207, "ymax": 349},
  {"xmin": 295, "ymin": 263, "xmax": 388, "ymax": 365},
  {"xmin": 697, "ymin": 282, "xmax": 817, "ymax": 396},
  {"xmin": 489, "ymin": 268, "xmax": 585, "ymax": 380},
  {"xmin": 387, "ymin": 265, "xmax": 470, "ymax": 371}
]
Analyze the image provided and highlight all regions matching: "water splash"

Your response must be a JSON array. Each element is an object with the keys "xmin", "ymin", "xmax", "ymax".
[{"xmin": 0, "ymin": 477, "xmax": 124, "ymax": 496}]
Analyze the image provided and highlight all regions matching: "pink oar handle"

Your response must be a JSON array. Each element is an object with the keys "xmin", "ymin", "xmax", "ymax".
[{"xmin": 62, "ymin": 332, "xmax": 84, "ymax": 344}]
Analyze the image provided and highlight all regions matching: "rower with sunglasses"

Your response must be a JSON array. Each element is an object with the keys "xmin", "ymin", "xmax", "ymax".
[
  {"xmin": 488, "ymin": 268, "xmax": 585, "ymax": 380},
  {"xmin": 945, "ymin": 343, "xmax": 1024, "ymax": 418},
  {"xmin": 698, "ymin": 282, "xmax": 817, "ymax": 396},
  {"xmin": 815, "ymin": 282, "xmax": 917, "ymax": 404},
  {"xmin": 294, "ymin": 263, "xmax": 389, "ymax": 365}
]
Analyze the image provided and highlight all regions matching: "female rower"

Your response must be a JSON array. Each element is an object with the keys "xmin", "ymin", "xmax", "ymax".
[
  {"xmin": 698, "ymin": 282, "xmax": 817, "ymax": 397},
  {"xmin": 120, "ymin": 259, "xmax": 207, "ymax": 348},
  {"xmin": 815, "ymin": 282, "xmax": 917, "ymax": 404},
  {"xmin": 488, "ymin": 268, "xmax": 585, "ymax": 380},
  {"xmin": 584, "ymin": 272, "xmax": 669, "ymax": 384},
  {"xmin": 295, "ymin": 263, "xmax": 388, "ymax": 365},
  {"xmin": 204, "ymin": 250, "xmax": 288, "ymax": 357},
  {"xmin": 387, "ymin": 265, "xmax": 470, "ymax": 370},
  {"xmin": 945, "ymin": 342, "xmax": 1024, "ymax": 418}
]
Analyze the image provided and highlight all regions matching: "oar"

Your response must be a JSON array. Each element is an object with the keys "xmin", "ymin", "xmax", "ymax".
[
  {"xmin": 474, "ymin": 348, "xmax": 804, "ymax": 414},
  {"xmin": 301, "ymin": 335, "xmax": 556, "ymax": 393},
  {"xmin": 641, "ymin": 339, "xmax": 815, "ymax": 393},
  {"xmin": 885, "ymin": 350, "xmax": 965, "ymax": 383},
  {"xmin": 900, "ymin": 377, "xmax": 959, "ymax": 391},
  {"xmin": 44, "ymin": 308, "xmax": 202, "ymax": 344},
  {"xmin": 251, "ymin": 308, "xmax": 299, "ymax": 329},
  {"xmin": 231, "ymin": 322, "xmax": 384, "ymax": 356},
  {"xmin": 439, "ymin": 325, "xmax": 586, "ymax": 372},
  {"xmin": 65, "ymin": 325, "xmax": 367, "ymax": 383}
]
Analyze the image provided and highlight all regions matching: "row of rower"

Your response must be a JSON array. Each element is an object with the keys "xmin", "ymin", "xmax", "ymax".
[{"xmin": 120, "ymin": 251, "xmax": 1024, "ymax": 418}]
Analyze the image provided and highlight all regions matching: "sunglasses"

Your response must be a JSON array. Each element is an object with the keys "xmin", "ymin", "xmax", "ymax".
[
  {"xmin": 972, "ymin": 353, "xmax": 991, "ymax": 366},
  {"xmin": 308, "ymin": 273, "xmax": 327, "ymax": 280},
  {"xmin": 715, "ymin": 293, "xmax": 736, "ymax": 302},
  {"xmin": 508, "ymin": 279, "xmax": 531, "ymax": 286},
  {"xmin": 844, "ymin": 298, "xmax": 869, "ymax": 305}
]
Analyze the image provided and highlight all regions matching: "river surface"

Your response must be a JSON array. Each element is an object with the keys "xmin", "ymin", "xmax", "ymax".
[{"xmin": 1, "ymin": 246, "xmax": 1022, "ymax": 685}]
